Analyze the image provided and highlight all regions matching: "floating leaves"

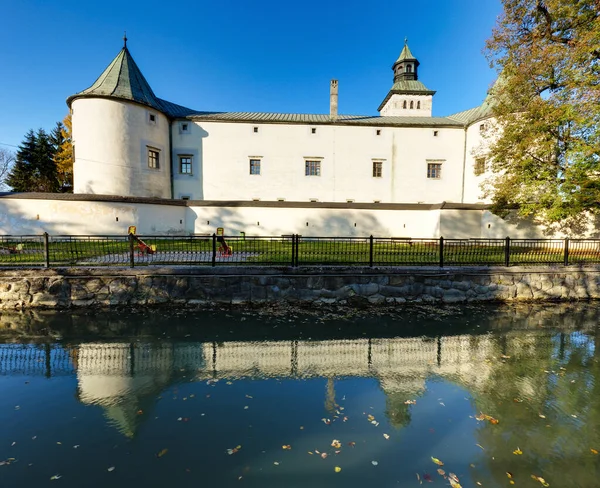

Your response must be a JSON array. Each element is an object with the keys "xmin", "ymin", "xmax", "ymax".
[
  {"xmin": 531, "ymin": 475, "xmax": 550, "ymax": 487},
  {"xmin": 157, "ymin": 449, "xmax": 168, "ymax": 458},
  {"xmin": 475, "ymin": 413, "xmax": 499, "ymax": 424},
  {"xmin": 331, "ymin": 440, "xmax": 341, "ymax": 449},
  {"xmin": 513, "ymin": 447, "xmax": 523, "ymax": 455},
  {"xmin": 282, "ymin": 445, "xmax": 291, "ymax": 450},
  {"xmin": 227, "ymin": 445, "xmax": 242, "ymax": 455},
  {"xmin": 591, "ymin": 448, "xmax": 599, "ymax": 455},
  {"xmin": 107, "ymin": 466, "xmax": 115, "ymax": 472},
  {"xmin": 383, "ymin": 434, "xmax": 390, "ymax": 440},
  {"xmin": 50, "ymin": 475, "xmax": 62, "ymax": 480},
  {"xmin": 371, "ymin": 461, "xmax": 378, "ymax": 466},
  {"xmin": 437, "ymin": 469, "xmax": 446, "ymax": 476},
  {"xmin": 334, "ymin": 466, "xmax": 342, "ymax": 473},
  {"xmin": 404, "ymin": 400, "xmax": 417, "ymax": 405},
  {"xmin": 431, "ymin": 457, "xmax": 444, "ymax": 466}
]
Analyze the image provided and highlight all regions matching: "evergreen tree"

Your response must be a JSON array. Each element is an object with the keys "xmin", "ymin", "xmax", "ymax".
[
  {"xmin": 6, "ymin": 130, "xmax": 37, "ymax": 191},
  {"xmin": 35, "ymin": 129, "xmax": 59, "ymax": 192}
]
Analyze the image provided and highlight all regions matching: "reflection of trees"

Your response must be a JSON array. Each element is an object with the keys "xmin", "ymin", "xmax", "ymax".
[{"xmin": 468, "ymin": 329, "xmax": 600, "ymax": 487}]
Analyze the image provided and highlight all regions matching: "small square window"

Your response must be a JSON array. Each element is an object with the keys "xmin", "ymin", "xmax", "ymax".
[
  {"xmin": 480, "ymin": 123, "xmax": 487, "ymax": 133},
  {"xmin": 305, "ymin": 160, "xmax": 321, "ymax": 176},
  {"xmin": 376, "ymin": 129, "xmax": 381, "ymax": 136},
  {"xmin": 346, "ymin": 199, "xmax": 355, "ymax": 203},
  {"xmin": 372, "ymin": 161, "xmax": 383, "ymax": 178},
  {"xmin": 427, "ymin": 162, "xmax": 442, "ymax": 179},
  {"xmin": 179, "ymin": 155, "xmax": 192, "ymax": 174},
  {"xmin": 148, "ymin": 113, "xmax": 157, "ymax": 125},
  {"xmin": 253, "ymin": 126, "xmax": 259, "ymax": 133},
  {"xmin": 179, "ymin": 122, "xmax": 190, "ymax": 134},
  {"xmin": 433, "ymin": 130, "xmax": 439, "ymax": 137},
  {"xmin": 373, "ymin": 200, "xmax": 381, "ymax": 203},
  {"xmin": 474, "ymin": 158, "xmax": 486, "ymax": 175},
  {"xmin": 277, "ymin": 198, "xmax": 285, "ymax": 202},
  {"xmin": 249, "ymin": 159, "xmax": 261, "ymax": 175},
  {"xmin": 148, "ymin": 148, "xmax": 160, "ymax": 169},
  {"xmin": 311, "ymin": 128, "xmax": 317, "ymax": 134},
  {"xmin": 309, "ymin": 198, "xmax": 318, "ymax": 202},
  {"xmin": 181, "ymin": 195, "xmax": 190, "ymax": 201}
]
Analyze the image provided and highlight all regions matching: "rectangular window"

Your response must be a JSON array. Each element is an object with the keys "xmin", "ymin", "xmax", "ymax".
[
  {"xmin": 148, "ymin": 148, "xmax": 160, "ymax": 169},
  {"xmin": 474, "ymin": 158, "xmax": 486, "ymax": 175},
  {"xmin": 427, "ymin": 162, "xmax": 442, "ymax": 179},
  {"xmin": 249, "ymin": 159, "xmax": 261, "ymax": 175},
  {"xmin": 372, "ymin": 161, "xmax": 383, "ymax": 178},
  {"xmin": 179, "ymin": 155, "xmax": 192, "ymax": 174},
  {"xmin": 305, "ymin": 160, "xmax": 321, "ymax": 176}
]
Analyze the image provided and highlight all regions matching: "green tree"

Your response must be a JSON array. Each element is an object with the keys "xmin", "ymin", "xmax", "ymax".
[
  {"xmin": 6, "ymin": 129, "xmax": 59, "ymax": 192},
  {"xmin": 483, "ymin": 0, "xmax": 600, "ymax": 223}
]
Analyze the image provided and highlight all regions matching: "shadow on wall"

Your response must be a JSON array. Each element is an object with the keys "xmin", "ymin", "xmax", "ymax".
[{"xmin": 440, "ymin": 210, "xmax": 482, "ymax": 239}]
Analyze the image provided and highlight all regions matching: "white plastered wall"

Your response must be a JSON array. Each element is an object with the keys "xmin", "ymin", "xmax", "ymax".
[
  {"xmin": 72, "ymin": 98, "xmax": 171, "ymax": 198},
  {"xmin": 171, "ymin": 121, "xmax": 465, "ymax": 204},
  {"xmin": 379, "ymin": 94, "xmax": 433, "ymax": 117}
]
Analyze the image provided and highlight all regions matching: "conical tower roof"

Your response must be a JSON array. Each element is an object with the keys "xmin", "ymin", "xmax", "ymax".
[
  {"xmin": 67, "ymin": 40, "xmax": 164, "ymax": 113},
  {"xmin": 395, "ymin": 41, "xmax": 416, "ymax": 63}
]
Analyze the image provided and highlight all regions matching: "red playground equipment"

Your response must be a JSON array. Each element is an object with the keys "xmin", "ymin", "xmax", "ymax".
[
  {"xmin": 217, "ymin": 235, "xmax": 233, "ymax": 257},
  {"xmin": 128, "ymin": 226, "xmax": 156, "ymax": 255}
]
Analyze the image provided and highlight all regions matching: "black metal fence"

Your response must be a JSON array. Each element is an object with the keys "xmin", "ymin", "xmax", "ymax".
[{"xmin": 1, "ymin": 233, "xmax": 599, "ymax": 268}]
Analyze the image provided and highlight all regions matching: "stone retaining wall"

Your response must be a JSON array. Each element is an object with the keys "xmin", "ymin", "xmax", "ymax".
[{"xmin": 0, "ymin": 266, "xmax": 599, "ymax": 309}]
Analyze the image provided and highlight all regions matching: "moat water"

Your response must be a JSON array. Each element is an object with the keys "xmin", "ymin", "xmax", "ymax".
[{"xmin": 1, "ymin": 303, "xmax": 599, "ymax": 487}]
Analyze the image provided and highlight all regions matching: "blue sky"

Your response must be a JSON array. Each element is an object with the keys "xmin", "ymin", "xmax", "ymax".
[{"xmin": 0, "ymin": 0, "xmax": 502, "ymax": 151}]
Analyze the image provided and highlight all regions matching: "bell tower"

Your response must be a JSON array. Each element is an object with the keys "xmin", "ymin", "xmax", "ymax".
[{"xmin": 378, "ymin": 39, "xmax": 436, "ymax": 117}]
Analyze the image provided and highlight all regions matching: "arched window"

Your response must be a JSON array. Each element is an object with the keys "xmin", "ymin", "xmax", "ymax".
[
  {"xmin": 403, "ymin": 100, "xmax": 407, "ymax": 109},
  {"xmin": 410, "ymin": 101, "xmax": 414, "ymax": 109},
  {"xmin": 406, "ymin": 64, "xmax": 412, "ymax": 73},
  {"xmin": 417, "ymin": 101, "xmax": 421, "ymax": 109}
]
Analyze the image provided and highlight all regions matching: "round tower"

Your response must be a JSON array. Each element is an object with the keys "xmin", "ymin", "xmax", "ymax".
[{"xmin": 67, "ymin": 37, "xmax": 171, "ymax": 198}]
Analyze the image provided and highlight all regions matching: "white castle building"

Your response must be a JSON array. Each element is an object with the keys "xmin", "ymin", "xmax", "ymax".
[{"xmin": 67, "ymin": 38, "xmax": 494, "ymax": 205}]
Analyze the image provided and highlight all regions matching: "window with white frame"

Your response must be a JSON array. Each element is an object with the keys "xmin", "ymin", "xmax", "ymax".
[
  {"xmin": 427, "ymin": 160, "xmax": 443, "ymax": 179},
  {"xmin": 179, "ymin": 155, "xmax": 192, "ymax": 174},
  {"xmin": 148, "ymin": 112, "xmax": 157, "ymax": 125},
  {"xmin": 305, "ymin": 160, "xmax": 321, "ymax": 176},
  {"xmin": 147, "ymin": 147, "xmax": 160, "ymax": 169},
  {"xmin": 179, "ymin": 122, "xmax": 190, "ymax": 134},
  {"xmin": 372, "ymin": 161, "xmax": 383, "ymax": 178},
  {"xmin": 249, "ymin": 159, "xmax": 261, "ymax": 175}
]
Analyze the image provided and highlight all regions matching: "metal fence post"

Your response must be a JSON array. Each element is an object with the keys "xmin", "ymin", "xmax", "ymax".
[
  {"xmin": 369, "ymin": 235, "xmax": 374, "ymax": 267},
  {"xmin": 290, "ymin": 234, "xmax": 296, "ymax": 267},
  {"xmin": 212, "ymin": 233, "xmax": 217, "ymax": 267},
  {"xmin": 564, "ymin": 237, "xmax": 569, "ymax": 266},
  {"xmin": 504, "ymin": 236, "xmax": 511, "ymax": 267},
  {"xmin": 295, "ymin": 234, "xmax": 300, "ymax": 267},
  {"xmin": 439, "ymin": 236, "xmax": 444, "ymax": 268},
  {"xmin": 129, "ymin": 233, "xmax": 135, "ymax": 268},
  {"xmin": 43, "ymin": 232, "xmax": 50, "ymax": 268}
]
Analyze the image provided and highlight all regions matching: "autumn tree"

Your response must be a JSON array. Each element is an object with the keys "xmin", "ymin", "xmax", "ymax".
[
  {"xmin": 52, "ymin": 113, "xmax": 73, "ymax": 192},
  {"xmin": 483, "ymin": 0, "xmax": 600, "ymax": 223}
]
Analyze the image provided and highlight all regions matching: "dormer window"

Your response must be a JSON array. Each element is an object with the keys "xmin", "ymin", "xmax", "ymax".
[{"xmin": 406, "ymin": 64, "xmax": 412, "ymax": 73}]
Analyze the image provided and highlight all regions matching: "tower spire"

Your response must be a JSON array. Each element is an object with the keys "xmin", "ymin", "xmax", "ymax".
[{"xmin": 123, "ymin": 31, "xmax": 128, "ymax": 48}]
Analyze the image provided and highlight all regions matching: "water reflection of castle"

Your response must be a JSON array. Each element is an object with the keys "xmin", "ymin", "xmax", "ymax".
[{"xmin": 1, "ymin": 334, "xmax": 543, "ymax": 436}]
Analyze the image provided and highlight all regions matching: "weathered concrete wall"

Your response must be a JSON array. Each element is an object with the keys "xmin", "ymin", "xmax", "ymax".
[{"xmin": 0, "ymin": 266, "xmax": 598, "ymax": 309}]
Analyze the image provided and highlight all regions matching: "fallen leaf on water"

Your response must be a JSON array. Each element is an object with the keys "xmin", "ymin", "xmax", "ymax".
[
  {"xmin": 449, "ymin": 473, "xmax": 460, "ymax": 483},
  {"xmin": 157, "ymin": 449, "xmax": 168, "ymax": 458},
  {"xmin": 475, "ymin": 413, "xmax": 499, "ymax": 424},
  {"xmin": 334, "ymin": 466, "xmax": 342, "ymax": 473},
  {"xmin": 50, "ymin": 475, "xmax": 62, "ymax": 480},
  {"xmin": 531, "ymin": 475, "xmax": 550, "ymax": 487},
  {"xmin": 437, "ymin": 469, "xmax": 446, "ymax": 476},
  {"xmin": 423, "ymin": 473, "xmax": 433, "ymax": 482},
  {"xmin": 506, "ymin": 472, "xmax": 513, "ymax": 479},
  {"xmin": 331, "ymin": 439, "xmax": 341, "ymax": 449},
  {"xmin": 431, "ymin": 457, "xmax": 444, "ymax": 466},
  {"xmin": 476, "ymin": 444, "xmax": 485, "ymax": 450},
  {"xmin": 367, "ymin": 414, "xmax": 375, "ymax": 421},
  {"xmin": 449, "ymin": 480, "xmax": 462, "ymax": 488},
  {"xmin": 404, "ymin": 400, "xmax": 417, "ymax": 405},
  {"xmin": 282, "ymin": 445, "xmax": 291, "ymax": 450},
  {"xmin": 273, "ymin": 462, "xmax": 279, "ymax": 466},
  {"xmin": 308, "ymin": 451, "xmax": 313, "ymax": 455},
  {"xmin": 371, "ymin": 461, "xmax": 378, "ymax": 466},
  {"xmin": 539, "ymin": 414, "xmax": 546, "ymax": 419},
  {"xmin": 348, "ymin": 441, "xmax": 356, "ymax": 447},
  {"xmin": 591, "ymin": 448, "xmax": 599, "ymax": 455},
  {"xmin": 227, "ymin": 446, "xmax": 242, "ymax": 455},
  {"xmin": 513, "ymin": 448, "xmax": 523, "ymax": 455},
  {"xmin": 383, "ymin": 434, "xmax": 390, "ymax": 440},
  {"xmin": 321, "ymin": 453, "xmax": 328, "ymax": 459},
  {"xmin": 107, "ymin": 467, "xmax": 115, "ymax": 472},
  {"xmin": 416, "ymin": 473, "xmax": 422, "ymax": 484}
]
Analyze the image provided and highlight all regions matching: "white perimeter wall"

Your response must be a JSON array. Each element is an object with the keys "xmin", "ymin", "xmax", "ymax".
[{"xmin": 2, "ymin": 198, "xmax": 595, "ymax": 238}]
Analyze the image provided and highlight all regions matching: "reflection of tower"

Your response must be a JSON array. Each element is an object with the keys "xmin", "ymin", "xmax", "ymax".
[{"xmin": 324, "ymin": 377, "xmax": 336, "ymax": 413}]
